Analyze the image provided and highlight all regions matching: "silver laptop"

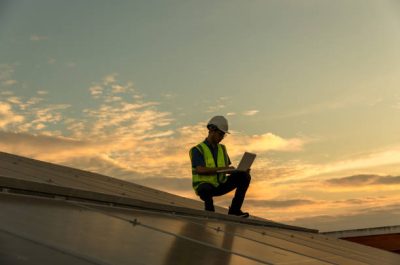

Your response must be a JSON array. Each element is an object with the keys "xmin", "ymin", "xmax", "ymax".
[{"xmin": 217, "ymin": 152, "xmax": 256, "ymax": 174}]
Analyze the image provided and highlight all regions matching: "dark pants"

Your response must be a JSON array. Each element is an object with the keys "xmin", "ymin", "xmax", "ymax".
[{"xmin": 196, "ymin": 172, "xmax": 251, "ymax": 212}]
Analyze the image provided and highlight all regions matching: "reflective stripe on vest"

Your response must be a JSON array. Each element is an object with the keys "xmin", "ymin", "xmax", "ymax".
[{"xmin": 190, "ymin": 142, "xmax": 228, "ymax": 193}]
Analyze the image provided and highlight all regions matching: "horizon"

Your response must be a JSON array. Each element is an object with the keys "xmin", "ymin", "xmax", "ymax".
[{"xmin": 1, "ymin": 0, "xmax": 400, "ymax": 232}]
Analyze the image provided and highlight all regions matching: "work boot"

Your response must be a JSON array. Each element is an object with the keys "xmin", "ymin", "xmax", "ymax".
[{"xmin": 228, "ymin": 208, "xmax": 249, "ymax": 218}]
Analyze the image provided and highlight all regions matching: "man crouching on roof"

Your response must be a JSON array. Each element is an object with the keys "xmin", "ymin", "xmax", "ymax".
[{"xmin": 189, "ymin": 115, "xmax": 251, "ymax": 218}]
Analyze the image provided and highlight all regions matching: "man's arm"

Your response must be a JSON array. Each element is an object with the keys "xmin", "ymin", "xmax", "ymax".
[{"xmin": 195, "ymin": 165, "xmax": 234, "ymax": 175}]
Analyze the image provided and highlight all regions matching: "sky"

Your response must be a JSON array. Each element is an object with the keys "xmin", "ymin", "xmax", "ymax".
[{"xmin": 1, "ymin": 0, "xmax": 400, "ymax": 232}]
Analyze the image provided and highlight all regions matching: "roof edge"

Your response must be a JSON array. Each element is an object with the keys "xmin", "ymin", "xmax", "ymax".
[
  {"xmin": 323, "ymin": 225, "xmax": 400, "ymax": 238},
  {"xmin": 0, "ymin": 175, "xmax": 318, "ymax": 233}
]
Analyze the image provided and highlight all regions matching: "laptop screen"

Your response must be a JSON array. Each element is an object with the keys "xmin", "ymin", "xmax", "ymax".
[{"xmin": 237, "ymin": 152, "xmax": 256, "ymax": 171}]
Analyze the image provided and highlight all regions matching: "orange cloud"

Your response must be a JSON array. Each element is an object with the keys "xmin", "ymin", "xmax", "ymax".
[
  {"xmin": 0, "ymin": 102, "xmax": 24, "ymax": 128},
  {"xmin": 326, "ymin": 174, "xmax": 400, "ymax": 187},
  {"xmin": 224, "ymin": 132, "xmax": 304, "ymax": 158},
  {"xmin": 243, "ymin": 110, "xmax": 259, "ymax": 116}
]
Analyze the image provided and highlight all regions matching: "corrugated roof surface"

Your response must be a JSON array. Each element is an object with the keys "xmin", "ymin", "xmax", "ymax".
[
  {"xmin": 1, "ymin": 151, "xmax": 400, "ymax": 264},
  {"xmin": 0, "ymin": 151, "xmax": 206, "ymax": 211}
]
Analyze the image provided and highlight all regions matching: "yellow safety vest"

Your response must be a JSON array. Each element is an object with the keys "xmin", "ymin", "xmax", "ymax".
[{"xmin": 190, "ymin": 142, "xmax": 229, "ymax": 193}]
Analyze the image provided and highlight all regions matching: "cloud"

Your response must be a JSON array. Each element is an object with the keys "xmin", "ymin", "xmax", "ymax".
[
  {"xmin": 6, "ymin": 97, "xmax": 22, "ymax": 105},
  {"xmin": 17, "ymin": 104, "xmax": 71, "ymax": 132},
  {"xmin": 30, "ymin": 35, "xmax": 48, "ymax": 41},
  {"xmin": 8, "ymin": 72, "xmax": 389, "ymax": 228},
  {"xmin": 245, "ymin": 199, "xmax": 316, "ymax": 208},
  {"xmin": 326, "ymin": 174, "xmax": 378, "ymax": 186},
  {"xmin": 89, "ymin": 85, "xmax": 103, "ymax": 97},
  {"xmin": 37, "ymin": 90, "xmax": 48, "ymax": 95},
  {"xmin": 332, "ymin": 197, "xmax": 386, "ymax": 205},
  {"xmin": 1, "ymin": 91, "xmax": 13, "ymax": 96},
  {"xmin": 204, "ymin": 97, "xmax": 230, "ymax": 113},
  {"xmin": 243, "ymin": 110, "xmax": 259, "ymax": 116},
  {"xmin": 0, "ymin": 64, "xmax": 15, "ymax": 83},
  {"xmin": 270, "ymin": 145, "xmax": 400, "ymax": 189},
  {"xmin": 225, "ymin": 132, "xmax": 304, "ymax": 156},
  {"xmin": 81, "ymin": 101, "xmax": 172, "ymax": 140},
  {"xmin": 7, "ymin": 96, "xmax": 45, "ymax": 111},
  {"xmin": 244, "ymin": 193, "xmax": 400, "ymax": 231},
  {"xmin": 0, "ymin": 78, "xmax": 304, "ymax": 192},
  {"xmin": 326, "ymin": 174, "xmax": 400, "ymax": 187},
  {"xmin": 112, "ymin": 84, "xmax": 126, "ymax": 94},
  {"xmin": 103, "ymin": 74, "xmax": 117, "ymax": 85},
  {"xmin": 59, "ymin": 155, "xmax": 146, "ymax": 180},
  {"xmin": 90, "ymin": 75, "xmax": 134, "ymax": 103},
  {"xmin": 0, "ymin": 74, "xmax": 185, "ymax": 179},
  {"xmin": 0, "ymin": 131, "xmax": 91, "ymax": 158},
  {"xmin": 316, "ymin": 149, "xmax": 400, "ymax": 180},
  {"xmin": 163, "ymin": 93, "xmax": 176, "ymax": 100},
  {"xmin": 0, "ymin": 102, "xmax": 24, "ymax": 128},
  {"xmin": 2, "ymin": 80, "xmax": 17, "ymax": 86},
  {"xmin": 286, "ymin": 203, "xmax": 400, "ymax": 232},
  {"xmin": 134, "ymin": 177, "xmax": 192, "ymax": 192},
  {"xmin": 205, "ymin": 104, "xmax": 226, "ymax": 113},
  {"xmin": 379, "ymin": 176, "xmax": 400, "ymax": 185}
]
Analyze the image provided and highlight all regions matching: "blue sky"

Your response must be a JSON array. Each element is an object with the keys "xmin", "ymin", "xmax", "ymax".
[{"xmin": 1, "ymin": 0, "xmax": 400, "ymax": 231}]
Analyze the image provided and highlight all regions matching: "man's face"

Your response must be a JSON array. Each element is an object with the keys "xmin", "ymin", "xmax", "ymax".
[{"xmin": 210, "ymin": 129, "xmax": 226, "ymax": 143}]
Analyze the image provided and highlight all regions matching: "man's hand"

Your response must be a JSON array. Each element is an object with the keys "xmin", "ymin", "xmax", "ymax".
[{"xmin": 195, "ymin": 166, "xmax": 235, "ymax": 175}]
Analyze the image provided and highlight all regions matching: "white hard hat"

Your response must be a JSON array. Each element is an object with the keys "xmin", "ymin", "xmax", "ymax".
[{"xmin": 207, "ymin": 115, "xmax": 229, "ymax": 133}]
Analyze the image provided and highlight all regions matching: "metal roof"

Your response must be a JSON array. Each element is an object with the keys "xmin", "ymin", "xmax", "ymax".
[
  {"xmin": 323, "ymin": 225, "xmax": 400, "ymax": 238},
  {"xmin": 1, "ymin": 151, "xmax": 400, "ymax": 265}
]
